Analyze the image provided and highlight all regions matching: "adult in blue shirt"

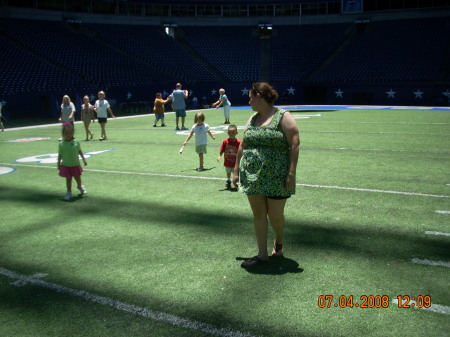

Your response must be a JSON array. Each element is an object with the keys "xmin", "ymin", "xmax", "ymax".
[{"xmin": 170, "ymin": 83, "xmax": 189, "ymax": 130}]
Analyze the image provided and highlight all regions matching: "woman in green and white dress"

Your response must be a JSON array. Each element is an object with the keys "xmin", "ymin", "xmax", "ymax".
[{"xmin": 233, "ymin": 82, "xmax": 300, "ymax": 268}]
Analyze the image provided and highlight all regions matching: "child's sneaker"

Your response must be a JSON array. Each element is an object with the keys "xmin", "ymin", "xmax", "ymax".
[
  {"xmin": 77, "ymin": 185, "xmax": 87, "ymax": 195},
  {"xmin": 226, "ymin": 180, "xmax": 231, "ymax": 190},
  {"xmin": 63, "ymin": 192, "xmax": 72, "ymax": 201}
]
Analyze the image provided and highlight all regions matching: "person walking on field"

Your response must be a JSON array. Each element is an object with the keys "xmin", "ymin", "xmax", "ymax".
[
  {"xmin": 217, "ymin": 124, "xmax": 241, "ymax": 190},
  {"xmin": 183, "ymin": 112, "xmax": 216, "ymax": 172},
  {"xmin": 93, "ymin": 91, "xmax": 115, "ymax": 141},
  {"xmin": 153, "ymin": 92, "xmax": 171, "ymax": 127},
  {"xmin": 81, "ymin": 95, "xmax": 95, "ymax": 141}
]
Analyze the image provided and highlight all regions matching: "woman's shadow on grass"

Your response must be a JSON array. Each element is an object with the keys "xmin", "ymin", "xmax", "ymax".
[{"xmin": 236, "ymin": 256, "xmax": 304, "ymax": 275}]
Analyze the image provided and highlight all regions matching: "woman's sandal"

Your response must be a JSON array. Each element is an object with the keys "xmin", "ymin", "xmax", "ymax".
[
  {"xmin": 241, "ymin": 256, "xmax": 268, "ymax": 268},
  {"xmin": 272, "ymin": 243, "xmax": 283, "ymax": 257}
]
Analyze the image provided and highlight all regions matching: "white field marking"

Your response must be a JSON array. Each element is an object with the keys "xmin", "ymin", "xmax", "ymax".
[
  {"xmin": 302, "ymin": 121, "xmax": 450, "ymax": 125},
  {"xmin": 425, "ymin": 231, "xmax": 450, "ymax": 237},
  {"xmin": 298, "ymin": 183, "xmax": 450, "ymax": 198},
  {"xmin": 2, "ymin": 162, "xmax": 450, "ymax": 199},
  {"xmin": 411, "ymin": 258, "xmax": 450, "ymax": 268},
  {"xmin": 292, "ymin": 114, "xmax": 322, "ymax": 119},
  {"xmin": 4, "ymin": 110, "xmax": 224, "ymax": 132},
  {"xmin": 0, "ymin": 267, "xmax": 256, "ymax": 337},
  {"xmin": 302, "ymin": 146, "xmax": 449, "ymax": 155},
  {"xmin": 392, "ymin": 299, "xmax": 450, "ymax": 315},
  {"xmin": 301, "ymin": 130, "xmax": 448, "ymax": 136},
  {"xmin": 435, "ymin": 210, "xmax": 450, "ymax": 214},
  {"xmin": 0, "ymin": 166, "xmax": 16, "ymax": 175}
]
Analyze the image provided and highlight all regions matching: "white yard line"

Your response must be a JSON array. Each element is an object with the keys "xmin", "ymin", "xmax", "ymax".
[
  {"xmin": 297, "ymin": 183, "xmax": 449, "ymax": 198},
  {"xmin": 411, "ymin": 258, "xmax": 450, "ymax": 268},
  {"xmin": 2, "ymin": 162, "xmax": 449, "ymax": 199},
  {"xmin": 301, "ymin": 146, "xmax": 449, "ymax": 154},
  {"xmin": 435, "ymin": 210, "xmax": 450, "ymax": 214},
  {"xmin": 301, "ymin": 130, "xmax": 448, "ymax": 136},
  {"xmin": 392, "ymin": 299, "xmax": 450, "ymax": 315},
  {"xmin": 0, "ymin": 267, "xmax": 256, "ymax": 337},
  {"xmin": 425, "ymin": 231, "xmax": 450, "ymax": 237}
]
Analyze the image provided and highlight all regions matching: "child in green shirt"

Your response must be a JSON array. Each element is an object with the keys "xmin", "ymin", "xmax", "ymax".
[{"xmin": 57, "ymin": 123, "xmax": 87, "ymax": 201}]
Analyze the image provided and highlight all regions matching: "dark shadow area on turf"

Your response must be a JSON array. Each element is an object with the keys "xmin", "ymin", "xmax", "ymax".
[
  {"xmin": 290, "ymin": 109, "xmax": 337, "ymax": 113},
  {"xmin": 1, "ymin": 184, "xmax": 449, "ymax": 337},
  {"xmin": 1, "ymin": 185, "xmax": 449, "ymax": 264},
  {"xmin": 61, "ymin": 194, "xmax": 85, "ymax": 202},
  {"xmin": 236, "ymin": 256, "xmax": 304, "ymax": 275},
  {"xmin": 180, "ymin": 167, "xmax": 216, "ymax": 172},
  {"xmin": 218, "ymin": 187, "xmax": 238, "ymax": 192},
  {"xmin": 0, "ymin": 279, "xmax": 216, "ymax": 337}
]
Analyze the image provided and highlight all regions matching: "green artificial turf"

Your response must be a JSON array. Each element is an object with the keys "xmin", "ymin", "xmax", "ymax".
[{"xmin": 0, "ymin": 107, "xmax": 449, "ymax": 337}]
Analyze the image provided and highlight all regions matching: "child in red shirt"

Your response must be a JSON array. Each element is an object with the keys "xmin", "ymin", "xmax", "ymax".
[{"xmin": 217, "ymin": 125, "xmax": 241, "ymax": 190}]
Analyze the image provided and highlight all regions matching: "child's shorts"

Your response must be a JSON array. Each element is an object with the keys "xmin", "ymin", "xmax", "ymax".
[
  {"xmin": 98, "ymin": 117, "xmax": 107, "ymax": 123},
  {"xmin": 225, "ymin": 166, "xmax": 233, "ymax": 174},
  {"xmin": 196, "ymin": 144, "xmax": 207, "ymax": 154},
  {"xmin": 155, "ymin": 113, "xmax": 164, "ymax": 119},
  {"xmin": 59, "ymin": 165, "xmax": 83, "ymax": 178}
]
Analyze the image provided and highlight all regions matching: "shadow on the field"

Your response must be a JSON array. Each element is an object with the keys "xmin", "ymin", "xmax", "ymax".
[
  {"xmin": 236, "ymin": 256, "xmax": 304, "ymax": 275},
  {"xmin": 1, "ymin": 183, "xmax": 448, "ymax": 337},
  {"xmin": 218, "ymin": 187, "xmax": 238, "ymax": 192},
  {"xmin": 290, "ymin": 109, "xmax": 337, "ymax": 113},
  {"xmin": 180, "ymin": 166, "xmax": 216, "ymax": 172}
]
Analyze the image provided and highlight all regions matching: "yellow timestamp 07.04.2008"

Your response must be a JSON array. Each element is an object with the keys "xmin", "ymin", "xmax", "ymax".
[{"xmin": 317, "ymin": 295, "xmax": 432, "ymax": 308}]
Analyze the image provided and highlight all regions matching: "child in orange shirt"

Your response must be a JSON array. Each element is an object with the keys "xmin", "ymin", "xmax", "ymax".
[{"xmin": 153, "ymin": 93, "xmax": 171, "ymax": 127}]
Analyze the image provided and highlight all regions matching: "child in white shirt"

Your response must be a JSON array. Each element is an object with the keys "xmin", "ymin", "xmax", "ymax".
[{"xmin": 183, "ymin": 112, "xmax": 215, "ymax": 171}]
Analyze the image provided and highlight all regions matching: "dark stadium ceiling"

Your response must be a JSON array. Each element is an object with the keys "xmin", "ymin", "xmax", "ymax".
[{"xmin": 124, "ymin": 0, "xmax": 331, "ymax": 4}]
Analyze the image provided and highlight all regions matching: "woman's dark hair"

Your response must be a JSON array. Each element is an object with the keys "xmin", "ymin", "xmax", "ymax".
[{"xmin": 250, "ymin": 82, "xmax": 279, "ymax": 104}]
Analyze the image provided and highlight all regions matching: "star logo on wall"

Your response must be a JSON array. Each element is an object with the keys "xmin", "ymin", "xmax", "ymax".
[
  {"xmin": 413, "ymin": 89, "xmax": 424, "ymax": 99},
  {"xmin": 335, "ymin": 88, "xmax": 344, "ymax": 98},
  {"xmin": 386, "ymin": 89, "xmax": 396, "ymax": 98},
  {"xmin": 442, "ymin": 90, "xmax": 450, "ymax": 98},
  {"xmin": 241, "ymin": 87, "xmax": 249, "ymax": 96},
  {"xmin": 287, "ymin": 86, "xmax": 296, "ymax": 95},
  {"xmin": 90, "ymin": 94, "xmax": 95, "ymax": 101},
  {"xmin": 211, "ymin": 89, "xmax": 217, "ymax": 95},
  {"xmin": 127, "ymin": 92, "xmax": 132, "ymax": 100}
]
